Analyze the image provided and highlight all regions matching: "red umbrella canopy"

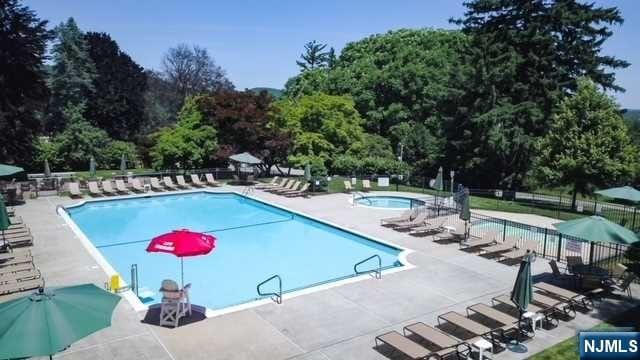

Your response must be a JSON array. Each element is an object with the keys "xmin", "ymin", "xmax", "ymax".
[{"xmin": 146, "ymin": 229, "xmax": 216, "ymax": 257}]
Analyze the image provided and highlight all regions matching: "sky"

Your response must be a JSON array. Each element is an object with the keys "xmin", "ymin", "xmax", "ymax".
[{"xmin": 24, "ymin": 0, "xmax": 640, "ymax": 108}]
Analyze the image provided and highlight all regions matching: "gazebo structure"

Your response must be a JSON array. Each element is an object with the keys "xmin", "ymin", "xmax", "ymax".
[{"xmin": 228, "ymin": 152, "xmax": 262, "ymax": 184}]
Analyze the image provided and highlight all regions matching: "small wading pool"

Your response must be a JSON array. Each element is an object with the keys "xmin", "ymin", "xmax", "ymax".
[
  {"xmin": 355, "ymin": 195, "xmax": 426, "ymax": 209},
  {"xmin": 63, "ymin": 192, "xmax": 405, "ymax": 311}
]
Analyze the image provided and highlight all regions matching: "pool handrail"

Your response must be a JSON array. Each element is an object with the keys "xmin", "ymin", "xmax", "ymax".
[
  {"xmin": 257, "ymin": 274, "xmax": 282, "ymax": 304},
  {"xmin": 354, "ymin": 254, "xmax": 382, "ymax": 279}
]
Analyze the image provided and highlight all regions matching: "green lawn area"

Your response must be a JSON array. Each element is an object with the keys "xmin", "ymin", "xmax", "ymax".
[
  {"xmin": 73, "ymin": 168, "xmax": 153, "ymax": 180},
  {"xmin": 528, "ymin": 306, "xmax": 640, "ymax": 360}
]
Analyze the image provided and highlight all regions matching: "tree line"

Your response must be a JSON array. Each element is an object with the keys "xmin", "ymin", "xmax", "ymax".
[{"xmin": 1, "ymin": 0, "xmax": 637, "ymax": 204}]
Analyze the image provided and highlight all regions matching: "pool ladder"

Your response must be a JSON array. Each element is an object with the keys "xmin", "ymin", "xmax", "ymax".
[
  {"xmin": 257, "ymin": 274, "xmax": 282, "ymax": 304},
  {"xmin": 354, "ymin": 255, "xmax": 382, "ymax": 279},
  {"xmin": 352, "ymin": 192, "xmax": 365, "ymax": 206},
  {"xmin": 242, "ymin": 186, "xmax": 254, "ymax": 195}
]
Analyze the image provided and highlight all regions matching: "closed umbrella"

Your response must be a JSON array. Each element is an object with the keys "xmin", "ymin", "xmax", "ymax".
[
  {"xmin": 510, "ymin": 252, "xmax": 534, "ymax": 344},
  {"xmin": 433, "ymin": 166, "xmax": 443, "ymax": 191},
  {"xmin": 304, "ymin": 163, "xmax": 311, "ymax": 181},
  {"xmin": 0, "ymin": 284, "xmax": 121, "ymax": 360},
  {"xmin": 89, "ymin": 156, "xmax": 96, "ymax": 178},
  {"xmin": 459, "ymin": 188, "xmax": 471, "ymax": 239},
  {"xmin": 554, "ymin": 216, "xmax": 639, "ymax": 245},
  {"xmin": 44, "ymin": 159, "xmax": 51, "ymax": 178},
  {"xmin": 595, "ymin": 186, "xmax": 640, "ymax": 203},
  {"xmin": 120, "ymin": 154, "xmax": 127, "ymax": 175},
  {"xmin": 0, "ymin": 195, "xmax": 10, "ymax": 248},
  {"xmin": 147, "ymin": 229, "xmax": 216, "ymax": 287},
  {"xmin": 0, "ymin": 164, "xmax": 24, "ymax": 178}
]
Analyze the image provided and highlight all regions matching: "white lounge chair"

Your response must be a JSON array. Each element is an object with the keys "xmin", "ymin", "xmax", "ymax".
[
  {"xmin": 115, "ymin": 179, "xmax": 130, "ymax": 194},
  {"xmin": 68, "ymin": 182, "xmax": 83, "ymax": 198},
  {"xmin": 163, "ymin": 177, "xmax": 178, "ymax": 190},
  {"xmin": 204, "ymin": 173, "xmax": 220, "ymax": 187},
  {"xmin": 150, "ymin": 178, "xmax": 165, "ymax": 191},
  {"xmin": 87, "ymin": 181, "xmax": 103, "ymax": 196},
  {"xmin": 176, "ymin": 175, "xmax": 190, "ymax": 188},
  {"xmin": 129, "ymin": 178, "xmax": 145, "ymax": 192},
  {"xmin": 101, "ymin": 180, "xmax": 117, "ymax": 195},
  {"xmin": 190, "ymin": 174, "xmax": 205, "ymax": 187}
]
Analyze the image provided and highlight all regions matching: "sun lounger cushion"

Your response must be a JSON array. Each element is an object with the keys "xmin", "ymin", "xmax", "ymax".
[{"xmin": 375, "ymin": 331, "xmax": 430, "ymax": 359}]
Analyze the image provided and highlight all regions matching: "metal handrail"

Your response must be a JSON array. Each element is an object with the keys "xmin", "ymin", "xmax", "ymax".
[
  {"xmin": 257, "ymin": 274, "xmax": 282, "ymax": 304},
  {"xmin": 354, "ymin": 254, "xmax": 382, "ymax": 279},
  {"xmin": 130, "ymin": 264, "xmax": 139, "ymax": 296},
  {"xmin": 352, "ymin": 191, "xmax": 366, "ymax": 206},
  {"xmin": 242, "ymin": 186, "xmax": 254, "ymax": 195}
]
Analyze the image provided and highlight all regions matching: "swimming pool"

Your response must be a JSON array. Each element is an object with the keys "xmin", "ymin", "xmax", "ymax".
[
  {"xmin": 355, "ymin": 195, "xmax": 425, "ymax": 209},
  {"xmin": 63, "ymin": 192, "xmax": 405, "ymax": 311}
]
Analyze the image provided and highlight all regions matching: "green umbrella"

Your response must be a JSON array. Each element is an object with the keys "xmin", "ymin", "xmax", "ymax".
[
  {"xmin": 554, "ymin": 216, "xmax": 639, "ymax": 245},
  {"xmin": 510, "ymin": 253, "xmax": 533, "ymax": 312},
  {"xmin": 0, "ymin": 195, "xmax": 10, "ymax": 230},
  {"xmin": 89, "ymin": 156, "xmax": 96, "ymax": 178},
  {"xmin": 1, "ymin": 195, "xmax": 10, "ymax": 249},
  {"xmin": 0, "ymin": 164, "xmax": 24, "ymax": 177},
  {"xmin": 510, "ymin": 252, "xmax": 534, "ymax": 344},
  {"xmin": 595, "ymin": 186, "xmax": 640, "ymax": 203},
  {"xmin": 120, "ymin": 153, "xmax": 127, "ymax": 175},
  {"xmin": 304, "ymin": 163, "xmax": 311, "ymax": 181},
  {"xmin": 433, "ymin": 166, "xmax": 443, "ymax": 191},
  {"xmin": 0, "ymin": 284, "xmax": 121, "ymax": 360},
  {"xmin": 44, "ymin": 159, "xmax": 52, "ymax": 178},
  {"xmin": 459, "ymin": 188, "xmax": 471, "ymax": 239}
]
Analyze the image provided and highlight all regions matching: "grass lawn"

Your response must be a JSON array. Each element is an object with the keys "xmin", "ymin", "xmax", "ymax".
[
  {"xmin": 528, "ymin": 306, "xmax": 640, "ymax": 360},
  {"xmin": 74, "ymin": 168, "xmax": 153, "ymax": 179}
]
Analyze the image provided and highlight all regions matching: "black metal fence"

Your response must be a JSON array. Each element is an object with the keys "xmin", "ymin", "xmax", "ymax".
[
  {"xmin": 468, "ymin": 188, "xmax": 640, "ymax": 232},
  {"xmin": 417, "ymin": 199, "xmax": 632, "ymax": 277}
]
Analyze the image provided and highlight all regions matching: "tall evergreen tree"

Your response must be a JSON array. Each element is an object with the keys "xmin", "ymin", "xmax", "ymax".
[
  {"xmin": 296, "ymin": 40, "xmax": 330, "ymax": 71},
  {"xmin": 84, "ymin": 32, "xmax": 147, "ymax": 140},
  {"xmin": 0, "ymin": 0, "xmax": 53, "ymax": 166},
  {"xmin": 449, "ymin": 0, "xmax": 629, "ymax": 188},
  {"xmin": 46, "ymin": 17, "xmax": 96, "ymax": 134}
]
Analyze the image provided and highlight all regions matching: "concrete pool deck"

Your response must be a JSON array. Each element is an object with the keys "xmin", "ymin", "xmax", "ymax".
[{"xmin": 5, "ymin": 187, "xmax": 638, "ymax": 360}]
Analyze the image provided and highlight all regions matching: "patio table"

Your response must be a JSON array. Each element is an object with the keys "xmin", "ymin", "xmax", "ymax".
[{"xmin": 571, "ymin": 264, "xmax": 609, "ymax": 289}]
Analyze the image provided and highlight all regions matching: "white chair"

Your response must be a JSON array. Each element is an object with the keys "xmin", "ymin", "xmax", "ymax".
[{"xmin": 158, "ymin": 280, "xmax": 192, "ymax": 328}]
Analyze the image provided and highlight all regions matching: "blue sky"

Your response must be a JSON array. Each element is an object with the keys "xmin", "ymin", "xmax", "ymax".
[{"xmin": 25, "ymin": 0, "xmax": 640, "ymax": 108}]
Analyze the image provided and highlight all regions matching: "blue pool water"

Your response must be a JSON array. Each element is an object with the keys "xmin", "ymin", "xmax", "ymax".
[
  {"xmin": 66, "ymin": 192, "xmax": 402, "ymax": 310},
  {"xmin": 356, "ymin": 196, "xmax": 425, "ymax": 209}
]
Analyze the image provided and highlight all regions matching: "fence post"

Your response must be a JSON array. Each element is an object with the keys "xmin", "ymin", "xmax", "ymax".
[
  {"xmin": 422, "ymin": 177, "xmax": 426, "ymax": 194},
  {"xmin": 557, "ymin": 195, "xmax": 562, "ymax": 219},
  {"xmin": 588, "ymin": 242, "xmax": 595, "ymax": 265},
  {"xmin": 543, "ymin": 228, "xmax": 548, "ymax": 258},
  {"xmin": 556, "ymin": 233, "xmax": 562, "ymax": 261},
  {"xmin": 502, "ymin": 219, "xmax": 507, "ymax": 243},
  {"xmin": 633, "ymin": 208, "xmax": 638, "ymax": 232}
]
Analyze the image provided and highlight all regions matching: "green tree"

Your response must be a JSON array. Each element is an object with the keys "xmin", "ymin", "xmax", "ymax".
[
  {"xmin": 534, "ymin": 78, "xmax": 638, "ymax": 209},
  {"xmin": 196, "ymin": 90, "xmax": 291, "ymax": 175},
  {"xmin": 296, "ymin": 40, "xmax": 330, "ymax": 71},
  {"xmin": 389, "ymin": 121, "xmax": 443, "ymax": 176},
  {"xmin": 104, "ymin": 141, "xmax": 139, "ymax": 169},
  {"xmin": 84, "ymin": 32, "xmax": 147, "ymax": 140},
  {"xmin": 151, "ymin": 96, "xmax": 217, "ymax": 169},
  {"xmin": 45, "ymin": 103, "xmax": 112, "ymax": 170},
  {"xmin": 329, "ymin": 29, "xmax": 467, "ymax": 135},
  {"xmin": 46, "ymin": 17, "xmax": 96, "ymax": 134},
  {"xmin": 272, "ymin": 93, "xmax": 364, "ymax": 169},
  {"xmin": 450, "ymin": 0, "xmax": 629, "ymax": 188},
  {"xmin": 346, "ymin": 133, "xmax": 395, "ymax": 160},
  {"xmin": 283, "ymin": 68, "xmax": 330, "ymax": 99},
  {"xmin": 0, "ymin": 0, "xmax": 52, "ymax": 167}
]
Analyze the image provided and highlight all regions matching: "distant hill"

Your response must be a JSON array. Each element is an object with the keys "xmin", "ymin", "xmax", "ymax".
[
  {"xmin": 248, "ymin": 87, "xmax": 284, "ymax": 99},
  {"xmin": 624, "ymin": 109, "xmax": 640, "ymax": 122}
]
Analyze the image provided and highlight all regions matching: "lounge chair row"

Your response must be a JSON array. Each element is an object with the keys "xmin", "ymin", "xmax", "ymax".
[
  {"xmin": 376, "ymin": 280, "xmax": 606, "ymax": 359},
  {"xmin": 343, "ymin": 179, "xmax": 372, "ymax": 192},
  {"xmin": 382, "ymin": 210, "xmax": 539, "ymax": 265},
  {"xmin": 255, "ymin": 177, "xmax": 310, "ymax": 197},
  {"xmin": 1, "ymin": 219, "xmax": 34, "ymax": 249},
  {"xmin": 68, "ymin": 174, "xmax": 222, "ymax": 197}
]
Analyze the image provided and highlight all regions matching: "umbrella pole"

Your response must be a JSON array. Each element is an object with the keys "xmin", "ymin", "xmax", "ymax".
[{"xmin": 180, "ymin": 258, "xmax": 184, "ymax": 289}]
